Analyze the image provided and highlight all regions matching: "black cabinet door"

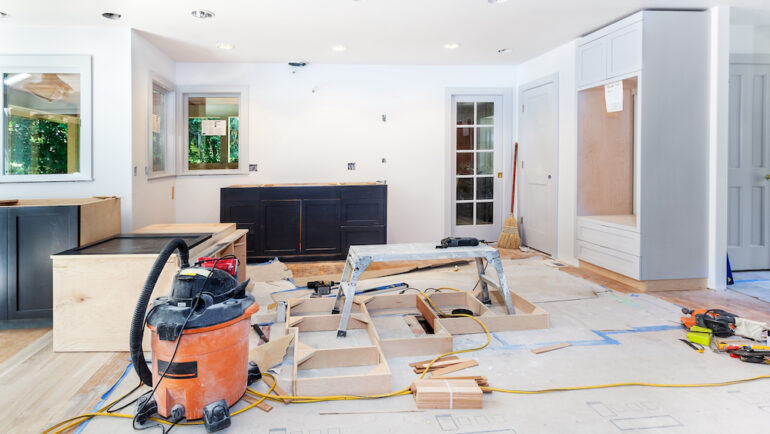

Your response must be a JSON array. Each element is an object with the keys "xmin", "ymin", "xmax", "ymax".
[
  {"xmin": 224, "ymin": 203, "xmax": 260, "ymax": 257},
  {"xmin": 262, "ymin": 200, "xmax": 301, "ymax": 256},
  {"xmin": 0, "ymin": 209, "xmax": 8, "ymax": 320},
  {"xmin": 302, "ymin": 199, "xmax": 341, "ymax": 255},
  {"xmin": 7, "ymin": 206, "xmax": 79, "ymax": 320}
]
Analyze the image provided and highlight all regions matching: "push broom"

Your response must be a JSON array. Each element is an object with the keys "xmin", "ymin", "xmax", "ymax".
[{"xmin": 497, "ymin": 142, "xmax": 520, "ymax": 249}]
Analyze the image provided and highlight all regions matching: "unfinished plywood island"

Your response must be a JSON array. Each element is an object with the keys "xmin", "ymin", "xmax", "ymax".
[
  {"xmin": 51, "ymin": 223, "xmax": 247, "ymax": 352},
  {"xmin": 575, "ymin": 10, "xmax": 709, "ymax": 291}
]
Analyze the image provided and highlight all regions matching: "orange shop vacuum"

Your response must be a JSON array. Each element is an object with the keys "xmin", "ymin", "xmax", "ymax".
[{"xmin": 129, "ymin": 238, "xmax": 260, "ymax": 432}]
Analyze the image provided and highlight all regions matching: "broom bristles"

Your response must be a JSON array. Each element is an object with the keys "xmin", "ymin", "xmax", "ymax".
[{"xmin": 497, "ymin": 214, "xmax": 520, "ymax": 249}]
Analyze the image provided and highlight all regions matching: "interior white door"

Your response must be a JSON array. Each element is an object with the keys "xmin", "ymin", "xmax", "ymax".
[
  {"xmin": 519, "ymin": 79, "xmax": 558, "ymax": 255},
  {"xmin": 728, "ymin": 63, "xmax": 770, "ymax": 270},
  {"xmin": 451, "ymin": 96, "xmax": 503, "ymax": 241}
]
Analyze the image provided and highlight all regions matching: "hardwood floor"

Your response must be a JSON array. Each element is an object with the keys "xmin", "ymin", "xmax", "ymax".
[{"xmin": 3, "ymin": 249, "xmax": 768, "ymax": 433}]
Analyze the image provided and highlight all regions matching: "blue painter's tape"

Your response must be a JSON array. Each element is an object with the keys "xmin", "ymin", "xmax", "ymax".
[
  {"xmin": 254, "ymin": 257, "xmax": 280, "ymax": 266},
  {"xmin": 734, "ymin": 279, "xmax": 770, "ymax": 283},
  {"xmin": 74, "ymin": 361, "xmax": 134, "ymax": 434},
  {"xmin": 488, "ymin": 325, "xmax": 680, "ymax": 351}
]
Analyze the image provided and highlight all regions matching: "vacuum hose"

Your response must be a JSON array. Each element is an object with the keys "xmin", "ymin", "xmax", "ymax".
[{"xmin": 130, "ymin": 238, "xmax": 190, "ymax": 387}]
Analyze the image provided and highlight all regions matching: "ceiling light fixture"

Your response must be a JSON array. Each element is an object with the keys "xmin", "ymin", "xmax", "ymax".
[
  {"xmin": 191, "ymin": 9, "xmax": 215, "ymax": 19},
  {"xmin": 488, "ymin": 0, "xmax": 509, "ymax": 3},
  {"xmin": 217, "ymin": 43, "xmax": 234, "ymax": 50},
  {"xmin": 444, "ymin": 43, "xmax": 461, "ymax": 49},
  {"xmin": 102, "ymin": 12, "xmax": 122, "ymax": 20},
  {"xmin": 331, "ymin": 45, "xmax": 347, "ymax": 52},
  {"xmin": 497, "ymin": 48, "xmax": 512, "ymax": 54}
]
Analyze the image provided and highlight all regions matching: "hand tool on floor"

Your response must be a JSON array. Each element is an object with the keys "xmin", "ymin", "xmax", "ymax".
[
  {"xmin": 497, "ymin": 141, "xmax": 521, "ymax": 249},
  {"xmin": 252, "ymin": 324, "xmax": 270, "ymax": 343},
  {"xmin": 680, "ymin": 307, "xmax": 736, "ymax": 337},
  {"xmin": 728, "ymin": 348, "xmax": 770, "ymax": 364},
  {"xmin": 679, "ymin": 338, "xmax": 704, "ymax": 353},
  {"xmin": 307, "ymin": 280, "xmax": 337, "ymax": 297},
  {"xmin": 436, "ymin": 237, "xmax": 479, "ymax": 249},
  {"xmin": 129, "ymin": 239, "xmax": 260, "ymax": 432}
]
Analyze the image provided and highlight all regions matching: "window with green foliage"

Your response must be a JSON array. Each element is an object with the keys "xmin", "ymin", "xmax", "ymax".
[
  {"xmin": 3, "ymin": 72, "xmax": 81, "ymax": 176},
  {"xmin": 186, "ymin": 96, "xmax": 239, "ymax": 171}
]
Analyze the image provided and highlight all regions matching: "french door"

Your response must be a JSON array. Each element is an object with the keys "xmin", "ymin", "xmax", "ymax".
[{"xmin": 450, "ymin": 96, "xmax": 503, "ymax": 241}]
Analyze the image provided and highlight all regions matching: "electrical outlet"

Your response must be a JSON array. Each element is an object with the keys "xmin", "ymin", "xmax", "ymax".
[
  {"xmin": 249, "ymin": 164, "xmax": 258, "ymax": 172},
  {"xmin": 347, "ymin": 162, "xmax": 356, "ymax": 170}
]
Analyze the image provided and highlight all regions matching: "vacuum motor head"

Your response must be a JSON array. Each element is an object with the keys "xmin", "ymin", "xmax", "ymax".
[{"xmin": 147, "ymin": 266, "xmax": 253, "ymax": 341}]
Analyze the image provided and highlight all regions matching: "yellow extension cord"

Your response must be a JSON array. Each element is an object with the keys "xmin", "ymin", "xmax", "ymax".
[{"xmin": 44, "ymin": 287, "xmax": 770, "ymax": 433}]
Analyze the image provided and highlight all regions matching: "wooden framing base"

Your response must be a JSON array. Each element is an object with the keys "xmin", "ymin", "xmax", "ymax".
[
  {"xmin": 285, "ymin": 289, "xmax": 549, "ymax": 396},
  {"xmin": 579, "ymin": 260, "xmax": 708, "ymax": 292}
]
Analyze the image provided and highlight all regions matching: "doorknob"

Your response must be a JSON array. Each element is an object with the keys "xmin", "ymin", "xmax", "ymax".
[{"xmin": 766, "ymin": 174, "xmax": 770, "ymax": 180}]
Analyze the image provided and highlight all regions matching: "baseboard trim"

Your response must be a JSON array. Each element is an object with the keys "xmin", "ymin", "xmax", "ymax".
[{"xmin": 579, "ymin": 260, "xmax": 707, "ymax": 292}]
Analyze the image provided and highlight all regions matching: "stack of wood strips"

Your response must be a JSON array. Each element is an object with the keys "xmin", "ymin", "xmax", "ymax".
[
  {"xmin": 409, "ymin": 356, "xmax": 478, "ymax": 375},
  {"xmin": 412, "ymin": 379, "xmax": 483, "ymax": 409}
]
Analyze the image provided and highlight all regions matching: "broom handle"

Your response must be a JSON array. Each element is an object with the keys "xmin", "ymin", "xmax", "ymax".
[{"xmin": 511, "ymin": 142, "xmax": 518, "ymax": 215}]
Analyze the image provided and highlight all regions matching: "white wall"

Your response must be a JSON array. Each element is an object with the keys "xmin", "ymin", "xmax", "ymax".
[
  {"xmin": 0, "ymin": 25, "xmax": 133, "ymax": 230},
  {"xmin": 515, "ymin": 41, "xmax": 578, "ymax": 265},
  {"xmin": 173, "ymin": 63, "xmax": 517, "ymax": 243},
  {"xmin": 730, "ymin": 24, "xmax": 770, "ymax": 54},
  {"xmin": 131, "ymin": 31, "xmax": 176, "ymax": 229}
]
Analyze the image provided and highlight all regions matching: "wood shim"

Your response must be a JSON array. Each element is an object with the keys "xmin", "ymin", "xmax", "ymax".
[
  {"xmin": 429, "ymin": 360, "xmax": 478, "ymax": 377},
  {"xmin": 262, "ymin": 375, "xmax": 291, "ymax": 404},
  {"xmin": 413, "ymin": 379, "xmax": 482, "ymax": 409},
  {"xmin": 409, "ymin": 356, "xmax": 459, "ymax": 368},
  {"xmin": 531, "ymin": 342, "xmax": 571, "ymax": 354},
  {"xmin": 241, "ymin": 393, "xmax": 273, "ymax": 413}
]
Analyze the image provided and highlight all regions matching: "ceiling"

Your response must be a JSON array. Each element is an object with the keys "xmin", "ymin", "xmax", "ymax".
[{"xmin": 1, "ymin": 0, "xmax": 769, "ymax": 65}]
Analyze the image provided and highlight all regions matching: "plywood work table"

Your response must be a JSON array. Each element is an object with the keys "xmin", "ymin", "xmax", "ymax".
[
  {"xmin": 331, "ymin": 243, "xmax": 516, "ymax": 337},
  {"xmin": 51, "ymin": 223, "xmax": 247, "ymax": 352}
]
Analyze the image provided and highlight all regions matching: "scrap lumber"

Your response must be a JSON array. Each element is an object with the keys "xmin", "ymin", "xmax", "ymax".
[
  {"xmin": 240, "ymin": 393, "xmax": 273, "ymax": 412},
  {"xmin": 429, "ymin": 375, "xmax": 490, "ymax": 392},
  {"xmin": 249, "ymin": 333, "xmax": 294, "ymax": 372},
  {"xmin": 262, "ymin": 375, "xmax": 292, "ymax": 404},
  {"xmin": 413, "ymin": 379, "xmax": 482, "ymax": 409},
  {"xmin": 412, "ymin": 358, "xmax": 465, "ymax": 373},
  {"xmin": 404, "ymin": 315, "xmax": 426, "ymax": 336},
  {"xmin": 530, "ymin": 342, "xmax": 571, "ymax": 354},
  {"xmin": 409, "ymin": 356, "xmax": 458, "ymax": 368},
  {"xmin": 429, "ymin": 360, "xmax": 478, "ymax": 376}
]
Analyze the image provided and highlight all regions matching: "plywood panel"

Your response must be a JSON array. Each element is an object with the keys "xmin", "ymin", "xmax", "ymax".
[
  {"xmin": 79, "ymin": 197, "xmax": 121, "ymax": 245},
  {"xmin": 578, "ymin": 77, "xmax": 636, "ymax": 216}
]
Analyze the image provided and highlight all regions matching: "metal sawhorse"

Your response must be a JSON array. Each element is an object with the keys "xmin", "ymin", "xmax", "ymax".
[{"xmin": 331, "ymin": 243, "xmax": 516, "ymax": 337}]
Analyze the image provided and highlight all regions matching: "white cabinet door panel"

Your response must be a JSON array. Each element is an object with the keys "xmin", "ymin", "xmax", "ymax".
[
  {"xmin": 577, "ymin": 38, "xmax": 606, "ymax": 88},
  {"xmin": 607, "ymin": 22, "xmax": 642, "ymax": 79}
]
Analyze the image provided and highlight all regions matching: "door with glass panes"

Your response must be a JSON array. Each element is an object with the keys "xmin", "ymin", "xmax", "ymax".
[{"xmin": 451, "ymin": 96, "xmax": 503, "ymax": 241}]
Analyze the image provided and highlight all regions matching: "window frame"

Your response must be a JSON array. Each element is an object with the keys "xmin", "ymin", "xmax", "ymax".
[
  {"xmin": 147, "ymin": 73, "xmax": 175, "ymax": 179},
  {"xmin": 177, "ymin": 86, "xmax": 249, "ymax": 176},
  {"xmin": 0, "ymin": 55, "xmax": 93, "ymax": 183}
]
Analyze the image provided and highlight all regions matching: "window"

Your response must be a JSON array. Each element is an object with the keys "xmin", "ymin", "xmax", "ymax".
[
  {"xmin": 180, "ymin": 88, "xmax": 248, "ymax": 174},
  {"xmin": 148, "ymin": 76, "xmax": 174, "ymax": 178},
  {"xmin": 0, "ymin": 55, "xmax": 92, "ymax": 182}
]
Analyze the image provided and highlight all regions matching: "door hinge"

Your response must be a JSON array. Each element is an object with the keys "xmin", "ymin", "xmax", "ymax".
[
  {"xmin": 521, "ymin": 105, "xmax": 525, "ymax": 112},
  {"xmin": 521, "ymin": 160, "xmax": 524, "ymax": 169}
]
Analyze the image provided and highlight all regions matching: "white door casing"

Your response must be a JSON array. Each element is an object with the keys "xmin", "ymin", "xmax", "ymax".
[
  {"xmin": 519, "ymin": 76, "xmax": 559, "ymax": 256},
  {"xmin": 450, "ymin": 95, "xmax": 504, "ymax": 241},
  {"xmin": 727, "ymin": 63, "xmax": 770, "ymax": 271}
]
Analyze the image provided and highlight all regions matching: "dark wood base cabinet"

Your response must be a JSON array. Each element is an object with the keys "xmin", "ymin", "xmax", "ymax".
[
  {"xmin": 0, "ymin": 197, "xmax": 121, "ymax": 322},
  {"xmin": 220, "ymin": 184, "xmax": 387, "ymax": 262}
]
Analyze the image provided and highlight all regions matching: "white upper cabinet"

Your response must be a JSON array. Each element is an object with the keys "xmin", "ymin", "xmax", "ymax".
[
  {"xmin": 606, "ymin": 22, "xmax": 642, "ymax": 78},
  {"xmin": 577, "ymin": 14, "xmax": 642, "ymax": 88},
  {"xmin": 577, "ymin": 38, "xmax": 606, "ymax": 86}
]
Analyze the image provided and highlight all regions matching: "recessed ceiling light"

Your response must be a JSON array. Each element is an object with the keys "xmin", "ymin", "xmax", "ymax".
[
  {"xmin": 102, "ymin": 12, "xmax": 122, "ymax": 20},
  {"xmin": 191, "ymin": 9, "xmax": 215, "ymax": 19},
  {"xmin": 488, "ymin": 0, "xmax": 509, "ymax": 3},
  {"xmin": 444, "ymin": 43, "xmax": 461, "ymax": 50},
  {"xmin": 217, "ymin": 43, "xmax": 234, "ymax": 50},
  {"xmin": 331, "ymin": 45, "xmax": 348, "ymax": 52},
  {"xmin": 497, "ymin": 48, "xmax": 513, "ymax": 54}
]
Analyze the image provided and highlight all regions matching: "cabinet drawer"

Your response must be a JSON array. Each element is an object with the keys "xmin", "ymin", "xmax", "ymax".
[
  {"xmin": 576, "ymin": 219, "xmax": 640, "ymax": 255},
  {"xmin": 577, "ymin": 240, "xmax": 640, "ymax": 280}
]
